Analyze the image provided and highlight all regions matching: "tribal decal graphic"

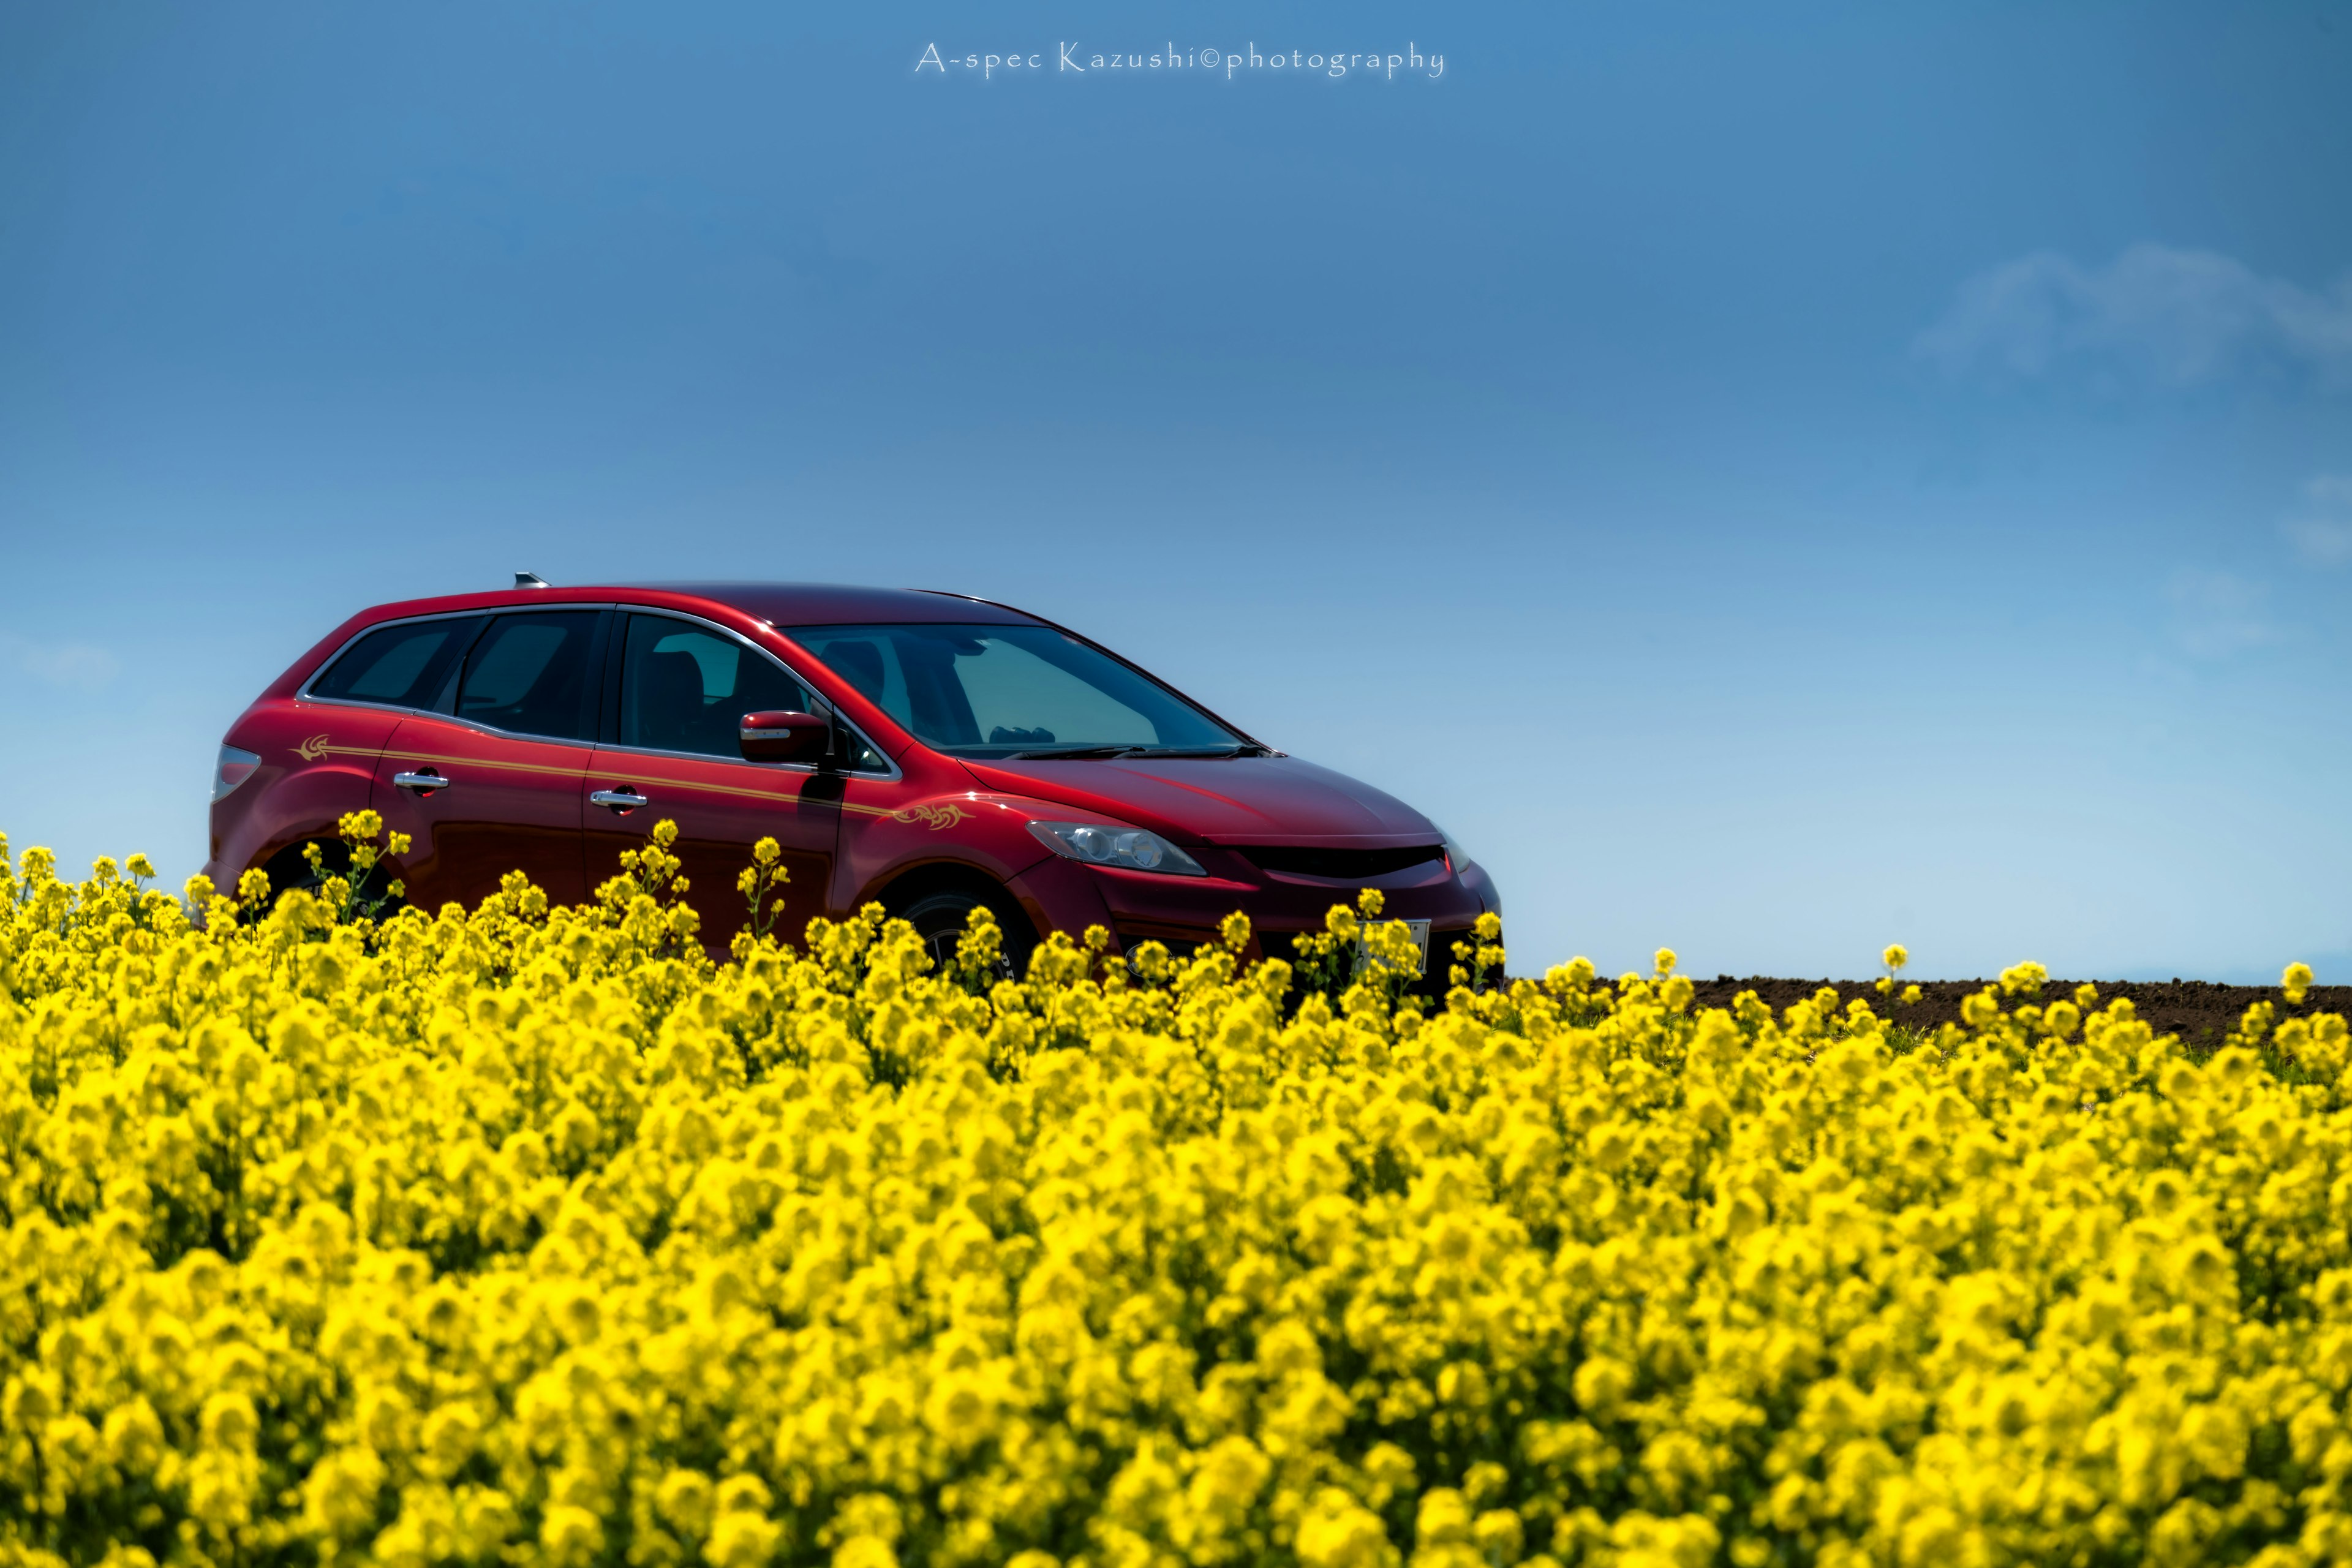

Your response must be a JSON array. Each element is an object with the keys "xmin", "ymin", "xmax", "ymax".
[
  {"xmin": 295, "ymin": 734, "xmax": 383, "ymax": 762},
  {"xmin": 888, "ymin": 802, "xmax": 971, "ymax": 831}
]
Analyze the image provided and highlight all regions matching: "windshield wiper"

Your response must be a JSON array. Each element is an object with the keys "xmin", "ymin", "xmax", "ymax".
[
  {"xmin": 1003, "ymin": 742, "xmax": 1273, "ymax": 761},
  {"xmin": 1006, "ymin": 745, "xmax": 1142, "ymax": 760}
]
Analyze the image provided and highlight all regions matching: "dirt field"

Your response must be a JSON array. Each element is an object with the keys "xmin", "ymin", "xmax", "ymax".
[{"xmin": 1682, "ymin": 976, "xmax": 2348, "ymax": 1049}]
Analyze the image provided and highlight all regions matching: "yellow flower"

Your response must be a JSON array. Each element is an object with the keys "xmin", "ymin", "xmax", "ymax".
[
  {"xmin": 1297, "ymin": 1491, "xmax": 1397, "ymax": 1568},
  {"xmin": 658, "ymin": 1469, "xmax": 717, "ymax": 1538},
  {"xmin": 198, "ymin": 1391, "xmax": 258, "ymax": 1451},
  {"xmin": 1998, "ymin": 959, "xmax": 2048, "ymax": 995},
  {"xmin": 833, "ymin": 1537, "xmax": 898, "ymax": 1568},
  {"xmin": 708, "ymin": 1510, "xmax": 783, "ymax": 1568},
  {"xmin": 540, "ymin": 1505, "xmax": 606, "ymax": 1568},
  {"xmin": 0, "ymin": 821, "xmax": 2343, "ymax": 1568}
]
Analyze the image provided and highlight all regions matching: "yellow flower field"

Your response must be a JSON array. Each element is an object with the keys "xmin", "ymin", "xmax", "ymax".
[{"xmin": 2, "ymin": 819, "xmax": 2347, "ymax": 1568}]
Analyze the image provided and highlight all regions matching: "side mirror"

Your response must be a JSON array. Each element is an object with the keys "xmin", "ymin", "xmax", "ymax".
[{"xmin": 739, "ymin": 710, "xmax": 831, "ymax": 764}]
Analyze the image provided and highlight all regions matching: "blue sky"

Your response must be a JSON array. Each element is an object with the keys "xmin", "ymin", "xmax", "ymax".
[{"xmin": 2, "ymin": 1, "xmax": 2348, "ymax": 981}]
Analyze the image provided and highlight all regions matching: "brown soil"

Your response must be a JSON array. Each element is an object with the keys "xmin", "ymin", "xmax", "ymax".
[{"xmin": 1680, "ymin": 977, "xmax": 2350, "ymax": 1050}]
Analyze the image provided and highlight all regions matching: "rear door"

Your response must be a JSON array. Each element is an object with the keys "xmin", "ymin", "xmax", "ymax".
[
  {"xmin": 375, "ymin": 608, "xmax": 608, "ymax": 913},
  {"xmin": 246, "ymin": 614, "xmax": 486, "ymax": 876},
  {"xmin": 583, "ymin": 612, "xmax": 840, "ymax": 952}
]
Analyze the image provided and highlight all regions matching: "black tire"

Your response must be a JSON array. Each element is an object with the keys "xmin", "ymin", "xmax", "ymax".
[
  {"xmin": 264, "ymin": 840, "xmax": 344, "ymax": 898},
  {"xmin": 259, "ymin": 842, "xmax": 404, "ymax": 921},
  {"xmin": 897, "ymin": 886, "xmax": 1036, "ymax": 981}
]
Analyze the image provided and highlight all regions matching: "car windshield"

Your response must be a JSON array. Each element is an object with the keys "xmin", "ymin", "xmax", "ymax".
[{"xmin": 785, "ymin": 623, "xmax": 1246, "ymax": 758}]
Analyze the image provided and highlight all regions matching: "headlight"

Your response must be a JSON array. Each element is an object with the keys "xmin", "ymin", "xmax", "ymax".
[
  {"xmin": 1439, "ymin": 826, "xmax": 1475, "ymax": 874},
  {"xmin": 213, "ymin": 744, "xmax": 261, "ymax": 802},
  {"xmin": 1028, "ymin": 820, "xmax": 1206, "ymax": 876}
]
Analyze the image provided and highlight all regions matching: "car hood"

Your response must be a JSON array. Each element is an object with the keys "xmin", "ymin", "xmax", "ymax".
[{"xmin": 958, "ymin": 754, "xmax": 1439, "ymax": 846}]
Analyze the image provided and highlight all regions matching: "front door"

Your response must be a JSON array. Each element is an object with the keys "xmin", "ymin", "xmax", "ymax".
[
  {"xmin": 582, "ymin": 612, "xmax": 839, "ymax": 952},
  {"xmin": 374, "ymin": 608, "xmax": 606, "ymax": 913}
]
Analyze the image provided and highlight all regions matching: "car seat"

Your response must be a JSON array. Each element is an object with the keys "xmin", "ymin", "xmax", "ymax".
[{"xmin": 639, "ymin": 649, "xmax": 710, "ymax": 752}]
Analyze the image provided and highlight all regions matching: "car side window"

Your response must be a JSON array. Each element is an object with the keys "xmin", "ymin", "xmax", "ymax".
[
  {"xmin": 619, "ymin": 616, "xmax": 815, "ymax": 758},
  {"xmin": 837, "ymin": 730, "xmax": 890, "ymax": 772},
  {"xmin": 454, "ymin": 611, "xmax": 601, "ymax": 741},
  {"xmin": 785, "ymin": 632, "xmax": 900, "ymax": 771},
  {"xmin": 308, "ymin": 617, "xmax": 483, "ymax": 709}
]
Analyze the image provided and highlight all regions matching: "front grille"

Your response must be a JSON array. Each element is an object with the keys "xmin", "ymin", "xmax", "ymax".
[{"xmin": 1242, "ymin": 843, "xmax": 1446, "ymax": 880}]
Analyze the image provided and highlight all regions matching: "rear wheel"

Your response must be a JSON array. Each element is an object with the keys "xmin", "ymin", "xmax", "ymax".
[
  {"xmin": 264, "ymin": 840, "xmax": 342, "ymax": 898},
  {"xmin": 257, "ymin": 840, "xmax": 405, "ymax": 921},
  {"xmin": 897, "ymin": 886, "xmax": 1036, "ymax": 981}
]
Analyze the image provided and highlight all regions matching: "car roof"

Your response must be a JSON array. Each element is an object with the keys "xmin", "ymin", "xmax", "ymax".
[
  {"xmin": 268, "ymin": 582, "xmax": 1055, "ymax": 704},
  {"xmin": 350, "ymin": 582, "xmax": 1047, "ymax": 628},
  {"xmin": 628, "ymin": 582, "xmax": 1042, "ymax": 627}
]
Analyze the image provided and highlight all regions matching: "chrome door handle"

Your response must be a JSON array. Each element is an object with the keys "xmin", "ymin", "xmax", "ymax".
[
  {"xmin": 393, "ymin": 771, "xmax": 449, "ymax": 794},
  {"xmin": 590, "ymin": 788, "xmax": 649, "ymax": 812}
]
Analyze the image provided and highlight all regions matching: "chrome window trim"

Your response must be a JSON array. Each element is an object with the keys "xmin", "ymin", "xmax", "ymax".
[
  {"xmin": 295, "ymin": 605, "xmax": 528, "ymax": 714},
  {"xmin": 296, "ymin": 703, "xmax": 602, "ymax": 754},
  {"xmin": 610, "ymin": 604, "xmax": 902, "ymax": 783},
  {"xmin": 293, "ymin": 601, "xmax": 901, "ymax": 780},
  {"xmin": 294, "ymin": 710, "xmax": 611, "ymax": 761}
]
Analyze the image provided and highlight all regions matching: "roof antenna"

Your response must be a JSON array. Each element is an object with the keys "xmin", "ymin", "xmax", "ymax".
[{"xmin": 514, "ymin": 571, "xmax": 550, "ymax": 588}]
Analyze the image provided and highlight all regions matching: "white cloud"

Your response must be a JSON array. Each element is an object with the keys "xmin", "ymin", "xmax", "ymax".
[
  {"xmin": 2283, "ymin": 474, "xmax": 2352, "ymax": 567},
  {"xmin": 0, "ymin": 634, "xmax": 121, "ymax": 693},
  {"xmin": 1918, "ymin": 244, "xmax": 2352, "ymax": 387},
  {"xmin": 2166, "ymin": 569, "xmax": 2280, "ymax": 659}
]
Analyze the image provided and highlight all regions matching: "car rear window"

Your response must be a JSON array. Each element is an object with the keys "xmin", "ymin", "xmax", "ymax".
[
  {"xmin": 456, "ymin": 611, "xmax": 601, "ymax": 741},
  {"xmin": 308, "ymin": 617, "xmax": 483, "ymax": 709}
]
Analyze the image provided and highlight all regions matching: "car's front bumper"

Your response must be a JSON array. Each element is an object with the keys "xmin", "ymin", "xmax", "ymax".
[{"xmin": 1005, "ymin": 851, "xmax": 1494, "ymax": 970}]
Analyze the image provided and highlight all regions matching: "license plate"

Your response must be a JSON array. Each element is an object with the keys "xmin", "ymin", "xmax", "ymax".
[{"xmin": 1357, "ymin": 919, "xmax": 1432, "ymax": 974}]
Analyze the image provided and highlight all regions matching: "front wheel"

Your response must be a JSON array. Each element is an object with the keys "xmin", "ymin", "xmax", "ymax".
[{"xmin": 898, "ymin": 888, "xmax": 1036, "ymax": 981}]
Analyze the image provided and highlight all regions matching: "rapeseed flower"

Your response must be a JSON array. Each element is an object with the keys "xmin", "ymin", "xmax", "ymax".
[{"xmin": 0, "ymin": 820, "xmax": 2345, "ymax": 1567}]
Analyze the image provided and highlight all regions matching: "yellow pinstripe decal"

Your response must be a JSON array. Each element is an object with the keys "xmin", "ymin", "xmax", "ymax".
[
  {"xmin": 390, "ymin": 752, "xmax": 591, "ymax": 781},
  {"xmin": 328, "ymin": 732, "xmax": 981, "ymax": 832},
  {"xmin": 305, "ymin": 733, "xmax": 974, "ymax": 833}
]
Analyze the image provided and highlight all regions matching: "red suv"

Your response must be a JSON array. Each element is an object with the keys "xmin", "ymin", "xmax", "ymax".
[{"xmin": 205, "ymin": 582, "xmax": 1499, "ymax": 973}]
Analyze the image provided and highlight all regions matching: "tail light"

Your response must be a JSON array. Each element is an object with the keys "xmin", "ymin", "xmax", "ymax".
[{"xmin": 213, "ymin": 744, "xmax": 261, "ymax": 802}]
